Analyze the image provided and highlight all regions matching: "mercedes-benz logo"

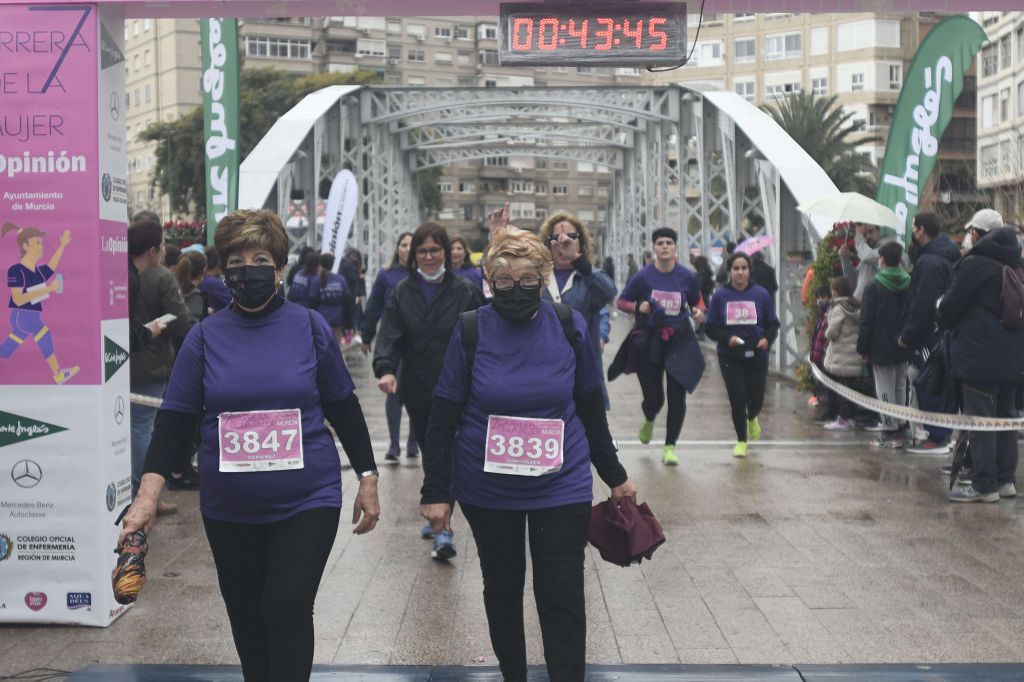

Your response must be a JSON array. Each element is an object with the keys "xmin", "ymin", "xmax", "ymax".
[
  {"xmin": 114, "ymin": 396, "xmax": 125, "ymax": 425},
  {"xmin": 110, "ymin": 92, "xmax": 120, "ymax": 121},
  {"xmin": 11, "ymin": 460, "xmax": 42, "ymax": 489}
]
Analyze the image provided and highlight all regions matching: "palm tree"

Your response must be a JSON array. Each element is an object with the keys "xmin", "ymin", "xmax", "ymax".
[{"xmin": 761, "ymin": 92, "xmax": 880, "ymax": 196}]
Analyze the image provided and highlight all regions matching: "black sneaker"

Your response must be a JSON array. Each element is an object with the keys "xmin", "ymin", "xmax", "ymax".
[
  {"xmin": 384, "ymin": 443, "xmax": 400, "ymax": 463},
  {"xmin": 406, "ymin": 438, "xmax": 420, "ymax": 458}
]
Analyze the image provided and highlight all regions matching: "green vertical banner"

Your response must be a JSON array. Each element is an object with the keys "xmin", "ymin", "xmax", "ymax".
[
  {"xmin": 201, "ymin": 18, "xmax": 240, "ymax": 244},
  {"xmin": 876, "ymin": 15, "xmax": 986, "ymax": 243}
]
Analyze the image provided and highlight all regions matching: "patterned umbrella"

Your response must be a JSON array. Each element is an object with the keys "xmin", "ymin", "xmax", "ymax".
[{"xmin": 736, "ymin": 235, "xmax": 775, "ymax": 256}]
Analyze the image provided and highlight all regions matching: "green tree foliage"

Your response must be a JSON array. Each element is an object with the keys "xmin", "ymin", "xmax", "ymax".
[
  {"xmin": 761, "ymin": 92, "xmax": 880, "ymax": 196},
  {"xmin": 417, "ymin": 166, "xmax": 444, "ymax": 219},
  {"xmin": 141, "ymin": 68, "xmax": 381, "ymax": 218}
]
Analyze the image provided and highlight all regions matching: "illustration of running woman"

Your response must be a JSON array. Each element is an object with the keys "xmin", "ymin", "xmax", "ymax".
[{"xmin": 1, "ymin": 222, "xmax": 79, "ymax": 384}]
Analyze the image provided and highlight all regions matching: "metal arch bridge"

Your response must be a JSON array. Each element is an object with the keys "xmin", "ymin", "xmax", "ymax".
[{"xmin": 238, "ymin": 83, "xmax": 839, "ymax": 371}]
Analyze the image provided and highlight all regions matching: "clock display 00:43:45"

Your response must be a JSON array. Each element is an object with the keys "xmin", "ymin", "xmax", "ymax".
[{"xmin": 510, "ymin": 17, "xmax": 670, "ymax": 52}]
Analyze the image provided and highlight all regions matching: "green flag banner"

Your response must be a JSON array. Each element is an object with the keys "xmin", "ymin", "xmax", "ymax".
[
  {"xmin": 875, "ymin": 15, "xmax": 987, "ymax": 243},
  {"xmin": 201, "ymin": 18, "xmax": 240, "ymax": 243}
]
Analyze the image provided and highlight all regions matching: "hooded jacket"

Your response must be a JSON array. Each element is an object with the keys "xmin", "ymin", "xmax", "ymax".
[
  {"xmin": 823, "ymin": 297, "xmax": 863, "ymax": 378},
  {"xmin": 937, "ymin": 228, "xmax": 1024, "ymax": 384},
  {"xmin": 899, "ymin": 233, "xmax": 961, "ymax": 350},
  {"xmin": 857, "ymin": 268, "xmax": 911, "ymax": 366}
]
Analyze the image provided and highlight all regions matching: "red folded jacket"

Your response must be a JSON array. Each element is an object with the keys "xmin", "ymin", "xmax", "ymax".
[{"xmin": 587, "ymin": 497, "xmax": 665, "ymax": 567}]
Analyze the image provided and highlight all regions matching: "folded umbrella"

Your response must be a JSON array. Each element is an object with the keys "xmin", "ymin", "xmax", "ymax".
[{"xmin": 587, "ymin": 496, "xmax": 665, "ymax": 567}]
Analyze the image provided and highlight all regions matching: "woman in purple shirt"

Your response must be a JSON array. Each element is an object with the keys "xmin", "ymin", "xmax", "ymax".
[
  {"xmin": 705, "ymin": 252, "xmax": 779, "ymax": 458},
  {"xmin": 420, "ymin": 228, "xmax": 636, "ymax": 682},
  {"xmin": 118, "ymin": 209, "xmax": 380, "ymax": 682},
  {"xmin": 450, "ymin": 234, "xmax": 483, "ymax": 288}
]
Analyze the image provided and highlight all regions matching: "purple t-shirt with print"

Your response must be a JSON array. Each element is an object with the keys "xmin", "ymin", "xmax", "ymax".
[
  {"xmin": 161, "ymin": 302, "xmax": 355, "ymax": 523},
  {"xmin": 433, "ymin": 302, "xmax": 601, "ymax": 510},
  {"xmin": 620, "ymin": 263, "xmax": 701, "ymax": 328}
]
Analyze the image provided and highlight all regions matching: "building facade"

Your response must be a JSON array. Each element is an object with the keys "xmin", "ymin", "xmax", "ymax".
[{"xmin": 974, "ymin": 11, "xmax": 1024, "ymax": 225}]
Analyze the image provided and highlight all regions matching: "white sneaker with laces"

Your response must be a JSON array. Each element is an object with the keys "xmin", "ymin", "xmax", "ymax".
[{"xmin": 999, "ymin": 482, "xmax": 1017, "ymax": 498}]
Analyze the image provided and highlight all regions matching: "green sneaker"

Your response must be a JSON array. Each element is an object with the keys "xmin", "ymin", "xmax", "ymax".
[
  {"xmin": 662, "ymin": 445, "xmax": 679, "ymax": 465},
  {"xmin": 747, "ymin": 417, "xmax": 762, "ymax": 442},
  {"xmin": 639, "ymin": 419, "xmax": 655, "ymax": 444},
  {"xmin": 733, "ymin": 441, "xmax": 748, "ymax": 458}
]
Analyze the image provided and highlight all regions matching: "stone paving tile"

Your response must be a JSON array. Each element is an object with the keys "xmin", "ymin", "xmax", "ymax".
[{"xmin": 676, "ymin": 647, "xmax": 739, "ymax": 664}]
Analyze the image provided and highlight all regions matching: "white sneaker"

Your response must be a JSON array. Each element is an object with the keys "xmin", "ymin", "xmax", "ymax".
[{"xmin": 999, "ymin": 482, "xmax": 1017, "ymax": 498}]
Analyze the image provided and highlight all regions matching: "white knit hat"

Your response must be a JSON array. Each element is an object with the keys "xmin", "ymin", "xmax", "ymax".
[{"xmin": 965, "ymin": 208, "xmax": 1003, "ymax": 233}]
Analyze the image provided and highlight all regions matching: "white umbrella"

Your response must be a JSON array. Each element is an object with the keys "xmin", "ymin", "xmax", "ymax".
[{"xmin": 797, "ymin": 192, "xmax": 903, "ymax": 233}]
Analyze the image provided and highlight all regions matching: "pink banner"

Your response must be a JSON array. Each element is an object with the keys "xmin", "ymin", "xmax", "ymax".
[{"xmin": 1, "ymin": 4, "xmax": 100, "ymax": 385}]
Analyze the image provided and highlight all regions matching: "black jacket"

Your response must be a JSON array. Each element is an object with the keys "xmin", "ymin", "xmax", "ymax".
[
  {"xmin": 373, "ymin": 272, "xmax": 485, "ymax": 405},
  {"xmin": 937, "ymin": 228, "xmax": 1024, "ymax": 384},
  {"xmin": 899, "ymin": 233, "xmax": 960, "ymax": 349},
  {"xmin": 750, "ymin": 260, "xmax": 778, "ymax": 296},
  {"xmin": 857, "ymin": 279, "xmax": 911, "ymax": 366}
]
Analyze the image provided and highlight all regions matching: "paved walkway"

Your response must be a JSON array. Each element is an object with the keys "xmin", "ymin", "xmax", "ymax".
[{"xmin": 3, "ymin": 316, "xmax": 1024, "ymax": 679}]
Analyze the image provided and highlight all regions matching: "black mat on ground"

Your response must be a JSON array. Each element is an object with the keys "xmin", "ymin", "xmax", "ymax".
[{"xmin": 798, "ymin": 664, "xmax": 1024, "ymax": 681}]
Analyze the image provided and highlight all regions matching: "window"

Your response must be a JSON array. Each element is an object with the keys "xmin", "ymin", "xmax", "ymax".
[
  {"xmin": 388, "ymin": 46, "xmax": 402, "ymax": 60},
  {"xmin": 982, "ymin": 94, "xmax": 997, "ymax": 128},
  {"xmin": 983, "ymin": 44, "xmax": 998, "ymax": 77},
  {"xmin": 1018, "ymin": 80, "xmax": 1024, "ymax": 117},
  {"xmin": 552, "ymin": 185, "xmax": 568, "ymax": 195},
  {"xmin": 455, "ymin": 26, "xmax": 470, "ymax": 39},
  {"xmin": 812, "ymin": 77, "xmax": 828, "ymax": 96},
  {"xmin": 578, "ymin": 185, "xmax": 593, "ymax": 196},
  {"xmin": 133, "ymin": 54, "xmax": 139, "ymax": 71},
  {"xmin": 597, "ymin": 186, "xmax": 609, "ymax": 198},
  {"xmin": 356, "ymin": 39, "xmax": 385, "ymax": 57},
  {"xmin": 458, "ymin": 181, "xmax": 475, "ymax": 193},
  {"xmin": 483, "ymin": 157, "xmax": 508, "ymax": 167},
  {"xmin": 484, "ymin": 79, "xmax": 497, "ymax": 88},
  {"xmin": 535, "ymin": 183, "xmax": 547, "ymax": 194},
  {"xmin": 734, "ymin": 80, "xmax": 755, "ymax": 101},
  {"xmin": 386, "ymin": 20, "xmax": 401, "ymax": 35},
  {"xmin": 552, "ymin": 160, "xmax": 569, "ymax": 170},
  {"xmin": 734, "ymin": 13, "xmax": 754, "ymax": 22},
  {"xmin": 577, "ymin": 66, "xmax": 593, "ymax": 74},
  {"xmin": 457, "ymin": 50, "xmax": 472, "ymax": 66},
  {"xmin": 434, "ymin": 26, "xmax": 452, "ymax": 39},
  {"xmin": 407, "ymin": 49, "xmax": 425, "ymax": 62},
  {"xmin": 511, "ymin": 182, "xmax": 534, "ymax": 194},
  {"xmin": 478, "ymin": 24, "xmax": 497, "ymax": 40},
  {"xmin": 406, "ymin": 75, "xmax": 425, "ymax": 86},
  {"xmin": 889, "ymin": 64, "xmax": 901, "ymax": 90},
  {"xmin": 1001, "ymin": 88, "xmax": 1010, "ymax": 121},
  {"xmin": 435, "ymin": 52, "xmax": 452, "ymax": 64},
  {"xmin": 406, "ymin": 23, "xmax": 425, "ymax": 39},
  {"xmin": 734, "ymin": 38, "xmax": 756, "ymax": 64},
  {"xmin": 851, "ymin": 72, "xmax": 864, "ymax": 91},
  {"xmin": 134, "ymin": 88, "xmax": 140, "ymax": 106},
  {"xmin": 1000, "ymin": 35, "xmax": 1011, "ymax": 70},
  {"xmin": 144, "ymin": 84, "xmax": 152, "ymax": 102},
  {"xmin": 133, "ymin": 21, "xmax": 139, "ymax": 36},
  {"xmin": 1001, "ymin": 140, "xmax": 1012, "ymax": 173},
  {"xmin": 766, "ymin": 82, "xmax": 801, "ymax": 98},
  {"xmin": 479, "ymin": 49, "xmax": 499, "ymax": 65},
  {"xmin": 439, "ymin": 182, "xmax": 453, "ymax": 193},
  {"xmin": 535, "ymin": 160, "xmax": 547, "ymax": 170},
  {"xmin": 463, "ymin": 205, "xmax": 474, "ymax": 220},
  {"xmin": 144, "ymin": 49, "xmax": 151, "ymax": 66},
  {"xmin": 435, "ymin": 77, "xmax": 453, "ymax": 87},
  {"xmin": 699, "ymin": 41, "xmax": 723, "ymax": 66},
  {"xmin": 765, "ymin": 32, "xmax": 801, "ymax": 60},
  {"xmin": 245, "ymin": 37, "xmax": 310, "ymax": 59},
  {"xmin": 811, "ymin": 26, "xmax": 828, "ymax": 55},
  {"xmin": 1018, "ymin": 26, "xmax": 1024, "ymax": 65},
  {"xmin": 837, "ymin": 19, "xmax": 900, "ymax": 51},
  {"xmin": 143, "ymin": 19, "xmax": 151, "ymax": 31}
]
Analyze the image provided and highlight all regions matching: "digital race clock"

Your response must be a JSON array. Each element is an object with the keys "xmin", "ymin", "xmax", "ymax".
[{"xmin": 499, "ymin": 2, "xmax": 687, "ymax": 67}]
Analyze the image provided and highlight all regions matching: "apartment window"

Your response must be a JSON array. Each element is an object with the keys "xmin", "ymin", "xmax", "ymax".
[
  {"xmin": 455, "ymin": 26, "xmax": 470, "ymax": 39},
  {"xmin": 134, "ymin": 88, "xmax": 140, "ymax": 106},
  {"xmin": 889, "ymin": 64, "xmax": 901, "ymax": 90},
  {"xmin": 479, "ymin": 49, "xmax": 500, "ymax": 65},
  {"xmin": 407, "ymin": 49, "xmax": 425, "ymax": 62},
  {"xmin": 144, "ymin": 49, "xmax": 151, "ymax": 66},
  {"xmin": 406, "ymin": 76, "xmax": 425, "ymax": 86},
  {"xmin": 851, "ymin": 73, "xmax": 865, "ymax": 91},
  {"xmin": 982, "ymin": 94, "xmax": 996, "ymax": 128},
  {"xmin": 811, "ymin": 26, "xmax": 828, "ymax": 55},
  {"xmin": 578, "ymin": 185, "xmax": 593, "ymax": 196},
  {"xmin": 1000, "ymin": 140, "xmax": 1012, "ymax": 173},
  {"xmin": 837, "ymin": 19, "xmax": 900, "ymax": 51},
  {"xmin": 478, "ymin": 25, "xmax": 497, "ymax": 40},
  {"xmin": 133, "ymin": 21, "xmax": 139, "ymax": 36},
  {"xmin": 734, "ymin": 38, "xmax": 756, "ymax": 64},
  {"xmin": 388, "ymin": 46, "xmax": 401, "ymax": 60},
  {"xmin": 552, "ymin": 160, "xmax": 569, "ymax": 171},
  {"xmin": 1001, "ymin": 88, "xmax": 1010, "ymax": 121},
  {"xmin": 435, "ymin": 52, "xmax": 452, "ymax": 64},
  {"xmin": 1000, "ymin": 35, "xmax": 1012, "ymax": 70},
  {"xmin": 386, "ymin": 20, "xmax": 401, "ymax": 35},
  {"xmin": 535, "ymin": 160, "xmax": 547, "ymax": 170},
  {"xmin": 457, "ymin": 50, "xmax": 472, "ymax": 66},
  {"xmin": 511, "ymin": 182, "xmax": 534, "ymax": 193},
  {"xmin": 766, "ymin": 82, "xmax": 801, "ymax": 98},
  {"xmin": 597, "ymin": 186, "xmax": 609, "ymax": 198},
  {"xmin": 1018, "ymin": 26, "xmax": 1024, "ymax": 64},
  {"xmin": 765, "ymin": 32, "xmax": 801, "ymax": 60},
  {"xmin": 484, "ymin": 79, "xmax": 497, "ymax": 88},
  {"xmin": 535, "ymin": 208, "xmax": 548, "ymax": 220},
  {"xmin": 577, "ymin": 66, "xmax": 593, "ymax": 74},
  {"xmin": 245, "ymin": 37, "xmax": 310, "ymax": 59},
  {"xmin": 434, "ymin": 26, "xmax": 452, "ymax": 39},
  {"xmin": 552, "ymin": 185, "xmax": 569, "ymax": 195},
  {"xmin": 1018, "ymin": 81, "xmax": 1024, "ymax": 117},
  {"xmin": 734, "ymin": 80, "xmax": 755, "ymax": 101},
  {"xmin": 699, "ymin": 41, "xmax": 723, "ymax": 66},
  {"xmin": 483, "ymin": 157, "xmax": 508, "ymax": 166},
  {"xmin": 458, "ymin": 181, "xmax": 475, "ymax": 192},
  {"xmin": 734, "ymin": 13, "xmax": 754, "ymax": 22},
  {"xmin": 133, "ymin": 54, "xmax": 139, "ymax": 71},
  {"xmin": 143, "ymin": 19, "xmax": 151, "ymax": 31},
  {"xmin": 533, "ymin": 183, "xmax": 547, "ymax": 195},
  {"xmin": 463, "ymin": 205, "xmax": 474, "ymax": 220},
  {"xmin": 435, "ymin": 77, "xmax": 453, "ymax": 87},
  {"xmin": 812, "ymin": 77, "xmax": 828, "ymax": 96},
  {"xmin": 356, "ymin": 39, "xmax": 385, "ymax": 57},
  {"xmin": 144, "ymin": 84, "xmax": 152, "ymax": 102},
  {"xmin": 982, "ymin": 44, "xmax": 998, "ymax": 77},
  {"xmin": 406, "ymin": 23, "xmax": 426, "ymax": 39},
  {"xmin": 439, "ymin": 182, "xmax": 453, "ymax": 193}
]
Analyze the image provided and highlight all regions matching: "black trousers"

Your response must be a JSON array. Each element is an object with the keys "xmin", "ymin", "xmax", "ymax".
[
  {"xmin": 826, "ymin": 371, "xmax": 859, "ymax": 420},
  {"xmin": 962, "ymin": 380, "xmax": 1019, "ymax": 494},
  {"xmin": 635, "ymin": 360, "xmax": 687, "ymax": 445},
  {"xmin": 203, "ymin": 506, "xmax": 340, "ymax": 682},
  {"xmin": 404, "ymin": 398, "xmax": 431, "ymax": 448},
  {"xmin": 460, "ymin": 501, "xmax": 591, "ymax": 682},
  {"xmin": 719, "ymin": 353, "xmax": 769, "ymax": 441}
]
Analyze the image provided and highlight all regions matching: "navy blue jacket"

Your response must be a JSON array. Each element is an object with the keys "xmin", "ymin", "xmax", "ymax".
[{"xmin": 899, "ymin": 233, "xmax": 960, "ymax": 349}]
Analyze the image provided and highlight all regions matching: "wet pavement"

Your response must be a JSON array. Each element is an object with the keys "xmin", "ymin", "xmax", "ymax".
[{"xmin": 3, "ymin": 315, "xmax": 1024, "ymax": 678}]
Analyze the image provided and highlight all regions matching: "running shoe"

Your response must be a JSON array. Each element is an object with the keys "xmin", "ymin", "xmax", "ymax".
[
  {"xmin": 662, "ymin": 445, "xmax": 679, "ymax": 466},
  {"xmin": 421, "ymin": 522, "xmax": 435, "ymax": 539},
  {"xmin": 747, "ymin": 418, "xmax": 762, "ymax": 442},
  {"xmin": 823, "ymin": 418, "xmax": 855, "ymax": 431},
  {"xmin": 406, "ymin": 437, "xmax": 420, "ymax": 459},
  {"xmin": 432, "ymin": 530, "xmax": 457, "ymax": 561},
  {"xmin": 54, "ymin": 366, "xmax": 80, "ymax": 385},
  {"xmin": 863, "ymin": 421, "xmax": 889, "ymax": 432},
  {"xmin": 999, "ymin": 482, "xmax": 1017, "ymax": 498},
  {"xmin": 384, "ymin": 443, "xmax": 400, "ymax": 463},
  {"xmin": 905, "ymin": 439, "xmax": 950, "ymax": 455},
  {"xmin": 639, "ymin": 419, "xmax": 655, "ymax": 444},
  {"xmin": 733, "ymin": 442, "xmax": 748, "ymax": 458},
  {"xmin": 947, "ymin": 485, "xmax": 999, "ymax": 503}
]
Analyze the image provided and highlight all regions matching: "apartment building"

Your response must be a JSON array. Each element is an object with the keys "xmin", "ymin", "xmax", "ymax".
[
  {"xmin": 124, "ymin": 15, "xmax": 642, "ymax": 243},
  {"xmin": 975, "ymin": 11, "xmax": 1024, "ymax": 224},
  {"xmin": 644, "ymin": 12, "xmax": 979, "ymax": 223}
]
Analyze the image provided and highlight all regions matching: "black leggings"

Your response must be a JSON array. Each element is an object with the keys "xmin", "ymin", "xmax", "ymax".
[
  {"xmin": 203, "ymin": 506, "xmax": 340, "ymax": 682},
  {"xmin": 461, "ymin": 501, "xmax": 591, "ymax": 682},
  {"xmin": 635, "ymin": 361, "xmax": 687, "ymax": 445},
  {"xmin": 719, "ymin": 353, "xmax": 769, "ymax": 441},
  {"xmin": 404, "ymin": 398, "xmax": 431, "ymax": 448}
]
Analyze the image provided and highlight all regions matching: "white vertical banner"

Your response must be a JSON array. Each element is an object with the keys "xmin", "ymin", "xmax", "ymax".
[{"xmin": 321, "ymin": 170, "xmax": 358, "ymax": 273}]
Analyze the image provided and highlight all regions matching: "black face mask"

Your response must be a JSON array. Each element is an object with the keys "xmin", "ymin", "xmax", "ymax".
[
  {"xmin": 225, "ymin": 265, "xmax": 278, "ymax": 309},
  {"xmin": 491, "ymin": 284, "xmax": 541, "ymax": 324}
]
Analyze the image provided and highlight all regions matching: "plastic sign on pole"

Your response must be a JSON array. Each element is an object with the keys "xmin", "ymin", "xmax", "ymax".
[
  {"xmin": 201, "ymin": 18, "xmax": 240, "ymax": 242},
  {"xmin": 321, "ymin": 170, "xmax": 358, "ymax": 273},
  {"xmin": 0, "ymin": 3, "xmax": 131, "ymax": 626}
]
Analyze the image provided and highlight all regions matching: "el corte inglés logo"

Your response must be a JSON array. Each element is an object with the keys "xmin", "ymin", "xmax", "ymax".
[
  {"xmin": 0, "ymin": 411, "xmax": 68, "ymax": 449},
  {"xmin": 104, "ymin": 336, "xmax": 128, "ymax": 381}
]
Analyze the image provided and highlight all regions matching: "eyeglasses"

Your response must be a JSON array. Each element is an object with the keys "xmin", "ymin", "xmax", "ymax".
[
  {"xmin": 548, "ymin": 232, "xmax": 580, "ymax": 243},
  {"xmin": 492, "ymin": 274, "xmax": 542, "ymax": 291},
  {"xmin": 416, "ymin": 247, "xmax": 444, "ymax": 258}
]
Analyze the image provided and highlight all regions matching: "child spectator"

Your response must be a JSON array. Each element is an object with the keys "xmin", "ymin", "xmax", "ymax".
[{"xmin": 822, "ymin": 276, "xmax": 863, "ymax": 431}]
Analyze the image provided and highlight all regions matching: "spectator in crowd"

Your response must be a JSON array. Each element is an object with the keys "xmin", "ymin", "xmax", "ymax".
[
  {"xmin": 626, "ymin": 253, "xmax": 639, "ymax": 282},
  {"xmin": 602, "ymin": 256, "xmax": 616, "ymax": 284},
  {"xmin": 341, "ymin": 248, "xmax": 366, "ymax": 334},
  {"xmin": 286, "ymin": 245, "xmax": 314, "ymax": 289},
  {"xmin": 839, "ymin": 222, "xmax": 886, "ymax": 299},
  {"xmin": 450, "ymin": 235, "xmax": 484, "ymax": 288},
  {"xmin": 938, "ymin": 224, "xmax": 1024, "ymax": 502},
  {"xmin": 642, "ymin": 251, "xmax": 653, "ymax": 267},
  {"xmin": 163, "ymin": 243, "xmax": 181, "ymax": 269},
  {"xmin": 750, "ymin": 251, "xmax": 778, "ymax": 297},
  {"xmin": 897, "ymin": 211, "xmax": 961, "ymax": 454},
  {"xmin": 287, "ymin": 251, "xmax": 319, "ymax": 307},
  {"xmin": 857, "ymin": 240, "xmax": 911, "ymax": 446},
  {"xmin": 821, "ymin": 276, "xmax": 862, "ymax": 431},
  {"xmin": 175, "ymin": 250, "xmax": 208, "ymax": 327},
  {"xmin": 200, "ymin": 245, "xmax": 231, "ymax": 313},
  {"xmin": 693, "ymin": 254, "xmax": 715, "ymax": 340},
  {"xmin": 809, "ymin": 285, "xmax": 837, "ymax": 423},
  {"xmin": 715, "ymin": 241, "xmax": 737, "ymax": 286}
]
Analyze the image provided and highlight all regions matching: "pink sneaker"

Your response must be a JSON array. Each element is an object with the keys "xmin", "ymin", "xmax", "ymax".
[{"xmin": 823, "ymin": 418, "xmax": 854, "ymax": 431}]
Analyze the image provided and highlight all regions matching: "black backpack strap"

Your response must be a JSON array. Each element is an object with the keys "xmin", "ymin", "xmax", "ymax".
[
  {"xmin": 460, "ymin": 309, "xmax": 479, "ymax": 383},
  {"xmin": 551, "ymin": 301, "xmax": 581, "ymax": 358}
]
